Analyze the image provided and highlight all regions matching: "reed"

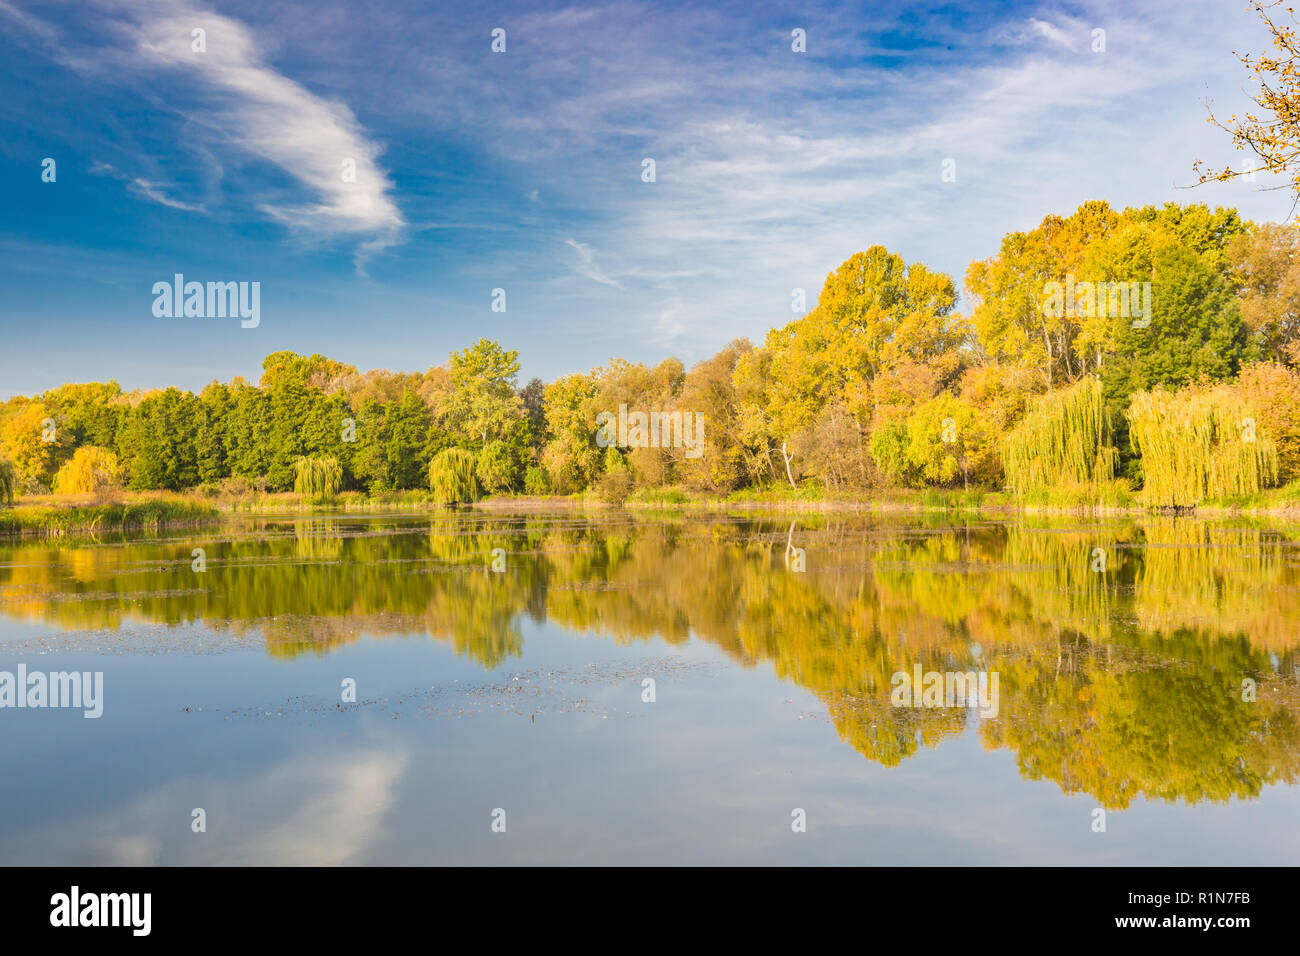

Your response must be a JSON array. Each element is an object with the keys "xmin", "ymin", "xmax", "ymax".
[
  {"xmin": 1000, "ymin": 377, "xmax": 1117, "ymax": 496},
  {"xmin": 1127, "ymin": 387, "xmax": 1278, "ymax": 507},
  {"xmin": 0, "ymin": 499, "xmax": 219, "ymax": 536}
]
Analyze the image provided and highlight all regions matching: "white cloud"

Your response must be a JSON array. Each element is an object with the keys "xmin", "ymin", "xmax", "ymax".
[
  {"xmin": 1024, "ymin": 17, "xmax": 1080, "ymax": 51},
  {"xmin": 128, "ymin": 3, "xmax": 403, "ymax": 240},
  {"xmin": 564, "ymin": 238, "xmax": 623, "ymax": 288},
  {"xmin": 405, "ymin": 0, "xmax": 1287, "ymax": 362},
  {"xmin": 90, "ymin": 161, "xmax": 206, "ymax": 212},
  {"xmin": 4, "ymin": 746, "xmax": 410, "ymax": 865},
  {"xmin": 15, "ymin": 0, "xmax": 406, "ymax": 272}
]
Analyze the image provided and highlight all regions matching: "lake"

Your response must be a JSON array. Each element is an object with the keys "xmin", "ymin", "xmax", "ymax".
[{"xmin": 0, "ymin": 509, "xmax": 1297, "ymax": 865}]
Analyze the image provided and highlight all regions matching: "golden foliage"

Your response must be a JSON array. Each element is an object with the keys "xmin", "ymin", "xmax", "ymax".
[
  {"xmin": 1001, "ymin": 377, "xmax": 1116, "ymax": 496},
  {"xmin": 1127, "ymin": 387, "xmax": 1277, "ymax": 506}
]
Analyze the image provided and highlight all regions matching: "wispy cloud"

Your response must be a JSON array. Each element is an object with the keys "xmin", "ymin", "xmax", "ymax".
[
  {"xmin": 91, "ymin": 160, "xmax": 207, "ymax": 212},
  {"xmin": 378, "ymin": 0, "xmax": 1286, "ymax": 360},
  {"xmin": 2, "ymin": 745, "xmax": 410, "ymax": 865},
  {"xmin": 564, "ymin": 238, "xmax": 622, "ymax": 288},
  {"xmin": 0, "ymin": 0, "xmax": 1291, "ymax": 386},
  {"xmin": 7, "ymin": 0, "xmax": 405, "ymax": 272},
  {"xmin": 1023, "ymin": 16, "xmax": 1081, "ymax": 52},
  {"xmin": 125, "ymin": 1, "xmax": 404, "ymax": 264}
]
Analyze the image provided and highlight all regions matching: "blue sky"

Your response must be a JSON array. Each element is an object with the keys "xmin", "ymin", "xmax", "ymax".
[{"xmin": 0, "ymin": 0, "xmax": 1292, "ymax": 397}]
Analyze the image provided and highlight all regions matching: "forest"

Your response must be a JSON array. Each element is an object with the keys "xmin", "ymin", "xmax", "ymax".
[{"xmin": 3, "ymin": 199, "xmax": 1300, "ymax": 510}]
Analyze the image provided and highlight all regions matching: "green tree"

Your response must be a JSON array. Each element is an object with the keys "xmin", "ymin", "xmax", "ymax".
[
  {"xmin": 1101, "ymin": 244, "xmax": 1252, "ymax": 417},
  {"xmin": 476, "ymin": 440, "xmax": 516, "ymax": 493},
  {"xmin": 429, "ymin": 448, "xmax": 480, "ymax": 505},
  {"xmin": 446, "ymin": 339, "xmax": 525, "ymax": 446}
]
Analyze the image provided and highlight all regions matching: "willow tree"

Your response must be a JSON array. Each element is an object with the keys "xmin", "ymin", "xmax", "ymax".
[
  {"xmin": 1000, "ymin": 377, "xmax": 1117, "ymax": 496},
  {"xmin": 0, "ymin": 458, "xmax": 15, "ymax": 505},
  {"xmin": 429, "ymin": 448, "xmax": 480, "ymax": 505},
  {"xmin": 1127, "ymin": 387, "xmax": 1277, "ymax": 506},
  {"xmin": 292, "ymin": 456, "xmax": 342, "ymax": 499},
  {"xmin": 52, "ymin": 446, "xmax": 122, "ymax": 499}
]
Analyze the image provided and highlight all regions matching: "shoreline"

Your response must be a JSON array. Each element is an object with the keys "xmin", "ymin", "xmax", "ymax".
[{"xmin": 4, "ymin": 487, "xmax": 1300, "ymax": 538}]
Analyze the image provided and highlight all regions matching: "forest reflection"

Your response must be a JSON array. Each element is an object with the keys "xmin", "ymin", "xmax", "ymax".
[{"xmin": 2, "ymin": 511, "xmax": 1298, "ymax": 809}]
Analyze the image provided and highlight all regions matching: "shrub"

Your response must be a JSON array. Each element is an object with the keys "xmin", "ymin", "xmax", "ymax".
[
  {"xmin": 1233, "ymin": 361, "xmax": 1300, "ymax": 484},
  {"xmin": 476, "ymin": 440, "xmax": 515, "ymax": 493},
  {"xmin": 595, "ymin": 469, "xmax": 634, "ymax": 503},
  {"xmin": 594, "ymin": 445, "xmax": 633, "ymax": 502},
  {"xmin": 523, "ymin": 465, "xmax": 549, "ymax": 495},
  {"xmin": 868, "ymin": 418, "xmax": 915, "ymax": 487},
  {"xmin": 0, "ymin": 458, "xmax": 15, "ymax": 505}
]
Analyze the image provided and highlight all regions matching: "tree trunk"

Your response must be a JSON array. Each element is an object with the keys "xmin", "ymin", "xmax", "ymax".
[{"xmin": 781, "ymin": 442, "xmax": 797, "ymax": 489}]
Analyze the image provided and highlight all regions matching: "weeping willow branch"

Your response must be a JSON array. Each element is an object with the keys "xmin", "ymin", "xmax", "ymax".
[
  {"xmin": 292, "ymin": 456, "xmax": 342, "ymax": 500},
  {"xmin": 1127, "ymin": 387, "xmax": 1278, "ymax": 507},
  {"xmin": 428, "ymin": 448, "xmax": 480, "ymax": 506},
  {"xmin": 1000, "ymin": 377, "xmax": 1117, "ymax": 497}
]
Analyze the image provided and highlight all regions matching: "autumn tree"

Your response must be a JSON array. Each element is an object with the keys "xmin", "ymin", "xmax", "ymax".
[
  {"xmin": 1229, "ymin": 222, "xmax": 1300, "ymax": 364},
  {"xmin": 0, "ymin": 400, "xmax": 73, "ymax": 489},
  {"xmin": 1196, "ymin": 0, "xmax": 1300, "ymax": 194},
  {"xmin": 541, "ymin": 370, "xmax": 601, "ymax": 493},
  {"xmin": 678, "ymin": 339, "xmax": 752, "ymax": 493},
  {"xmin": 766, "ymin": 246, "xmax": 963, "ymax": 484},
  {"xmin": 53, "ymin": 446, "xmax": 122, "ymax": 500},
  {"xmin": 1235, "ymin": 360, "xmax": 1300, "ymax": 482},
  {"xmin": 445, "ymin": 339, "xmax": 526, "ymax": 449}
]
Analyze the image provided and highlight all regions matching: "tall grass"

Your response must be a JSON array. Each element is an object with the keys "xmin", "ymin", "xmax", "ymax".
[
  {"xmin": 1001, "ymin": 376, "xmax": 1117, "ymax": 497},
  {"xmin": 292, "ymin": 456, "xmax": 343, "ymax": 500},
  {"xmin": 0, "ymin": 499, "xmax": 219, "ymax": 536},
  {"xmin": 1127, "ymin": 387, "xmax": 1278, "ymax": 507},
  {"xmin": 428, "ymin": 448, "xmax": 480, "ymax": 505}
]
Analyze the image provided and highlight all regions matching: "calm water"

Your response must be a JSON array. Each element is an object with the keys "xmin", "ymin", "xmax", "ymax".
[{"xmin": 0, "ymin": 509, "xmax": 1297, "ymax": 865}]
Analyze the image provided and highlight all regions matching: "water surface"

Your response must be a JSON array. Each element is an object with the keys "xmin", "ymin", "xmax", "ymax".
[{"xmin": 1, "ymin": 510, "xmax": 1297, "ymax": 864}]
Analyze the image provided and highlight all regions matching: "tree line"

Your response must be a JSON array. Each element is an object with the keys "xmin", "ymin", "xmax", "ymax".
[{"xmin": 3, "ymin": 199, "xmax": 1300, "ymax": 506}]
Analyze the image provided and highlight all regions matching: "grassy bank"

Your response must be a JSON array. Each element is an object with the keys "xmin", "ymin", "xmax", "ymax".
[
  {"xmin": 218, "ymin": 489, "xmax": 444, "ymax": 512},
  {"xmin": 556, "ymin": 478, "xmax": 1296, "ymax": 517},
  {"xmin": 7, "ymin": 479, "xmax": 1299, "ymax": 534},
  {"xmin": 0, "ymin": 498, "xmax": 220, "ymax": 536},
  {"xmin": 1199, "ymin": 481, "xmax": 1300, "ymax": 516}
]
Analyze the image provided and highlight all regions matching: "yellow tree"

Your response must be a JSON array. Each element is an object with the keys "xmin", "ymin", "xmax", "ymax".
[
  {"xmin": 765, "ymin": 246, "xmax": 961, "ymax": 483},
  {"xmin": 52, "ymin": 446, "xmax": 122, "ymax": 500},
  {"xmin": 1228, "ymin": 222, "xmax": 1300, "ymax": 364},
  {"xmin": 966, "ymin": 201, "xmax": 1121, "ymax": 389},
  {"xmin": 0, "ymin": 401, "xmax": 72, "ymax": 488}
]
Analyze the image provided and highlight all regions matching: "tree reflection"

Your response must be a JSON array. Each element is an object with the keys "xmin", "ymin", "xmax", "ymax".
[{"xmin": 2, "ymin": 511, "xmax": 1298, "ymax": 807}]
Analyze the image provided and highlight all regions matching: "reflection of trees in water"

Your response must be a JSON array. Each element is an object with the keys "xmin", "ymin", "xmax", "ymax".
[{"xmin": 2, "ymin": 512, "xmax": 1299, "ymax": 805}]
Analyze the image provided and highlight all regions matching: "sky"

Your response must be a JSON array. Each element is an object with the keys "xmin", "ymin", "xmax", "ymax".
[{"xmin": 0, "ymin": 0, "xmax": 1294, "ymax": 398}]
